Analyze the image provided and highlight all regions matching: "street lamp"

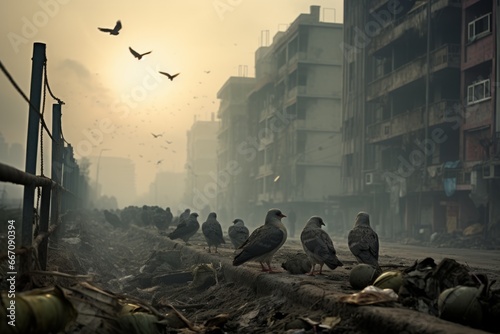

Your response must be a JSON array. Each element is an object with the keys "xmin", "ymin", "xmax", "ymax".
[{"xmin": 95, "ymin": 148, "xmax": 111, "ymax": 198}]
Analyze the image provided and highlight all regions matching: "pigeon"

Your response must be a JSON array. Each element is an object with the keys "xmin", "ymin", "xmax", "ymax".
[
  {"xmin": 98, "ymin": 20, "xmax": 122, "ymax": 35},
  {"xmin": 159, "ymin": 71, "xmax": 180, "ymax": 81},
  {"xmin": 129, "ymin": 47, "xmax": 152, "ymax": 60},
  {"xmin": 228, "ymin": 219, "xmax": 249, "ymax": 249},
  {"xmin": 201, "ymin": 212, "xmax": 225, "ymax": 253},
  {"xmin": 233, "ymin": 208, "xmax": 287, "ymax": 272},
  {"xmin": 165, "ymin": 207, "xmax": 173, "ymax": 227},
  {"xmin": 168, "ymin": 212, "xmax": 200, "ymax": 244},
  {"xmin": 300, "ymin": 216, "xmax": 343, "ymax": 275},
  {"xmin": 178, "ymin": 208, "xmax": 191, "ymax": 226},
  {"xmin": 348, "ymin": 212, "xmax": 381, "ymax": 274}
]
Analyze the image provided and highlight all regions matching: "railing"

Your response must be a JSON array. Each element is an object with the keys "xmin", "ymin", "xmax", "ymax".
[
  {"xmin": 0, "ymin": 42, "xmax": 90, "ymax": 281},
  {"xmin": 367, "ymin": 99, "xmax": 460, "ymax": 142}
]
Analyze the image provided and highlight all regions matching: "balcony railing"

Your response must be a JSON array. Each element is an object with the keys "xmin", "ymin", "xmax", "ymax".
[
  {"xmin": 369, "ymin": 0, "xmax": 461, "ymax": 53},
  {"xmin": 367, "ymin": 44, "xmax": 460, "ymax": 101},
  {"xmin": 367, "ymin": 99, "xmax": 460, "ymax": 143}
]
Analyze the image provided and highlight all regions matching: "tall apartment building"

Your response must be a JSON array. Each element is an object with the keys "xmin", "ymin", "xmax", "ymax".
[
  {"xmin": 461, "ymin": 0, "xmax": 500, "ymax": 234},
  {"xmin": 343, "ymin": 0, "xmax": 500, "ymax": 238},
  {"xmin": 184, "ymin": 115, "xmax": 219, "ymax": 215},
  {"xmin": 216, "ymin": 77, "xmax": 255, "ymax": 225},
  {"xmin": 246, "ymin": 6, "xmax": 344, "ymax": 226},
  {"xmin": 342, "ymin": 0, "xmax": 464, "ymax": 238}
]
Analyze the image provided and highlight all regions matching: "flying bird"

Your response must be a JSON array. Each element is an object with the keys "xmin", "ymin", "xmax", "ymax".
[
  {"xmin": 151, "ymin": 132, "xmax": 162, "ymax": 138},
  {"xmin": 233, "ymin": 208, "xmax": 287, "ymax": 272},
  {"xmin": 129, "ymin": 47, "xmax": 152, "ymax": 60},
  {"xmin": 201, "ymin": 212, "xmax": 225, "ymax": 253},
  {"xmin": 159, "ymin": 71, "xmax": 180, "ymax": 81},
  {"xmin": 204, "ymin": 70, "xmax": 211, "ymax": 74},
  {"xmin": 228, "ymin": 218, "xmax": 249, "ymax": 249},
  {"xmin": 165, "ymin": 140, "xmax": 173, "ymax": 144},
  {"xmin": 300, "ymin": 216, "xmax": 343, "ymax": 275},
  {"xmin": 98, "ymin": 20, "xmax": 122, "ymax": 35},
  {"xmin": 156, "ymin": 160, "xmax": 163, "ymax": 165},
  {"xmin": 168, "ymin": 212, "xmax": 199, "ymax": 244},
  {"xmin": 348, "ymin": 212, "xmax": 382, "ymax": 274}
]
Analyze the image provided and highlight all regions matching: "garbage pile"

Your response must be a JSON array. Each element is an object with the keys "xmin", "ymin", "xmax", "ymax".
[{"xmin": 345, "ymin": 258, "xmax": 500, "ymax": 333}]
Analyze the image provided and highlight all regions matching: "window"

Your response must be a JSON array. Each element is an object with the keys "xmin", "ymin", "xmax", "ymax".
[
  {"xmin": 468, "ymin": 13, "xmax": 491, "ymax": 42},
  {"xmin": 467, "ymin": 79, "xmax": 491, "ymax": 105}
]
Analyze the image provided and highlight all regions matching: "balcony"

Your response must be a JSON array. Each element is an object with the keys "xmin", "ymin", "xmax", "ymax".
[
  {"xmin": 367, "ymin": 99, "xmax": 460, "ymax": 143},
  {"xmin": 369, "ymin": 0, "xmax": 389, "ymax": 12},
  {"xmin": 257, "ymin": 164, "xmax": 273, "ymax": 178},
  {"xmin": 369, "ymin": 0, "xmax": 461, "ymax": 54},
  {"xmin": 367, "ymin": 44, "xmax": 460, "ymax": 101}
]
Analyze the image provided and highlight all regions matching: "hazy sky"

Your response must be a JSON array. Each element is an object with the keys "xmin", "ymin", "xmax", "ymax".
[{"xmin": 1, "ymin": 0, "xmax": 343, "ymax": 195}]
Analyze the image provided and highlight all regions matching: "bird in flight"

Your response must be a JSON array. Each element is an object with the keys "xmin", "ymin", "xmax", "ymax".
[
  {"xmin": 204, "ymin": 70, "xmax": 211, "ymax": 74},
  {"xmin": 98, "ymin": 20, "xmax": 122, "ymax": 35},
  {"xmin": 129, "ymin": 47, "xmax": 152, "ymax": 60},
  {"xmin": 151, "ymin": 132, "xmax": 163, "ymax": 138},
  {"xmin": 157, "ymin": 160, "xmax": 163, "ymax": 165},
  {"xmin": 159, "ymin": 71, "xmax": 180, "ymax": 81},
  {"xmin": 165, "ymin": 140, "xmax": 172, "ymax": 144}
]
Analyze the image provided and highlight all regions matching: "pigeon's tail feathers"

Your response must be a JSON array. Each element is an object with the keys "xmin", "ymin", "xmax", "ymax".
[
  {"xmin": 324, "ymin": 256, "xmax": 343, "ymax": 270},
  {"xmin": 233, "ymin": 250, "xmax": 253, "ymax": 266}
]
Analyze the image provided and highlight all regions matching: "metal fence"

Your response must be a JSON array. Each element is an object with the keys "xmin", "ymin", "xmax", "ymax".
[{"xmin": 0, "ymin": 42, "xmax": 92, "ymax": 280}]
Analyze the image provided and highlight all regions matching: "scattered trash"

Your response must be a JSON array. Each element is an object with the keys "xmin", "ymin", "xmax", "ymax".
[
  {"xmin": 373, "ymin": 270, "xmax": 403, "ymax": 293},
  {"xmin": 339, "ymin": 285, "xmax": 398, "ymax": 305},
  {"xmin": 0, "ymin": 286, "xmax": 77, "ymax": 334},
  {"xmin": 281, "ymin": 253, "xmax": 312, "ymax": 274},
  {"xmin": 349, "ymin": 264, "xmax": 379, "ymax": 290}
]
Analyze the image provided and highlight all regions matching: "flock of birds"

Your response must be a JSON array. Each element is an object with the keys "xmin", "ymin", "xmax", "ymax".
[
  {"xmin": 98, "ymin": 20, "xmax": 180, "ymax": 80},
  {"xmin": 161, "ymin": 208, "xmax": 380, "ymax": 275}
]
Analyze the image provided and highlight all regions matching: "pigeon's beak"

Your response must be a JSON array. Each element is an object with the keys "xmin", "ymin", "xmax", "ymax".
[{"xmin": 280, "ymin": 213, "xmax": 287, "ymax": 218}]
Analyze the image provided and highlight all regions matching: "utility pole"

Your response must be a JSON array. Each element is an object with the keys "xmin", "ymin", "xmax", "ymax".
[{"xmin": 20, "ymin": 42, "xmax": 45, "ymax": 276}]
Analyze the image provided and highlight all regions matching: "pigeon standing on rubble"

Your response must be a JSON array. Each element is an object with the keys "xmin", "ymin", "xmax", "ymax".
[
  {"xmin": 180, "ymin": 208, "xmax": 190, "ymax": 221},
  {"xmin": 201, "ymin": 212, "xmax": 225, "ymax": 253},
  {"xmin": 228, "ymin": 219, "xmax": 249, "ymax": 249},
  {"xmin": 165, "ymin": 207, "xmax": 173, "ymax": 227},
  {"xmin": 168, "ymin": 212, "xmax": 199, "ymax": 244},
  {"xmin": 348, "ymin": 212, "xmax": 382, "ymax": 274},
  {"xmin": 233, "ymin": 208, "xmax": 287, "ymax": 272},
  {"xmin": 300, "ymin": 216, "xmax": 343, "ymax": 275}
]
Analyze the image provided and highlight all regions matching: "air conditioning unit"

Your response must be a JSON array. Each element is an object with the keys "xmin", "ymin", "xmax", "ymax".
[
  {"xmin": 365, "ymin": 172, "xmax": 374, "ymax": 185},
  {"xmin": 482, "ymin": 163, "xmax": 500, "ymax": 179}
]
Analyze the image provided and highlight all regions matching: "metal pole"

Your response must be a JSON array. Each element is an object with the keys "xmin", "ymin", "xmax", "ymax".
[
  {"xmin": 50, "ymin": 103, "xmax": 62, "ymax": 239},
  {"xmin": 20, "ymin": 42, "xmax": 46, "ymax": 276},
  {"xmin": 38, "ymin": 185, "xmax": 51, "ymax": 270}
]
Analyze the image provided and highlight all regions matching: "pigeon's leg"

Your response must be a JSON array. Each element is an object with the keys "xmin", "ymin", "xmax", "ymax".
[
  {"xmin": 318, "ymin": 264, "xmax": 324, "ymax": 275},
  {"xmin": 214, "ymin": 246, "xmax": 219, "ymax": 253},
  {"xmin": 207, "ymin": 246, "xmax": 211, "ymax": 253},
  {"xmin": 306, "ymin": 264, "xmax": 316, "ymax": 276},
  {"xmin": 266, "ymin": 260, "xmax": 281, "ymax": 273},
  {"xmin": 259, "ymin": 262, "xmax": 269, "ymax": 272}
]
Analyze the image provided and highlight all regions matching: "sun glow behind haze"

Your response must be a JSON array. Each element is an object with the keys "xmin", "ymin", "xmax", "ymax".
[{"xmin": 0, "ymin": 0, "xmax": 343, "ymax": 197}]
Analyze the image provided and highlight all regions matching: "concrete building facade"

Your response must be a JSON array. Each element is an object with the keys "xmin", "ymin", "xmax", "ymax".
[
  {"xmin": 246, "ymin": 5, "xmax": 344, "ymax": 227},
  {"xmin": 184, "ymin": 115, "xmax": 219, "ymax": 216},
  {"xmin": 216, "ymin": 77, "xmax": 256, "ymax": 226},
  {"xmin": 342, "ymin": 0, "xmax": 499, "ymax": 239}
]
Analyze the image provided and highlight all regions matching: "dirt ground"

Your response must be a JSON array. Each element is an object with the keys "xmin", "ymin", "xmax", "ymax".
[{"xmin": 4, "ymin": 210, "xmax": 500, "ymax": 333}]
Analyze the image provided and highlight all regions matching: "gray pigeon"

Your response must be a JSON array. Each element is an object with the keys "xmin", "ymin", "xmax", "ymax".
[
  {"xmin": 201, "ymin": 212, "xmax": 225, "ymax": 253},
  {"xmin": 178, "ymin": 208, "xmax": 191, "ymax": 226},
  {"xmin": 168, "ymin": 212, "xmax": 199, "ymax": 244},
  {"xmin": 348, "ymin": 212, "xmax": 381, "ymax": 273},
  {"xmin": 233, "ymin": 208, "xmax": 287, "ymax": 272},
  {"xmin": 228, "ymin": 219, "xmax": 249, "ymax": 249},
  {"xmin": 300, "ymin": 216, "xmax": 343, "ymax": 275}
]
